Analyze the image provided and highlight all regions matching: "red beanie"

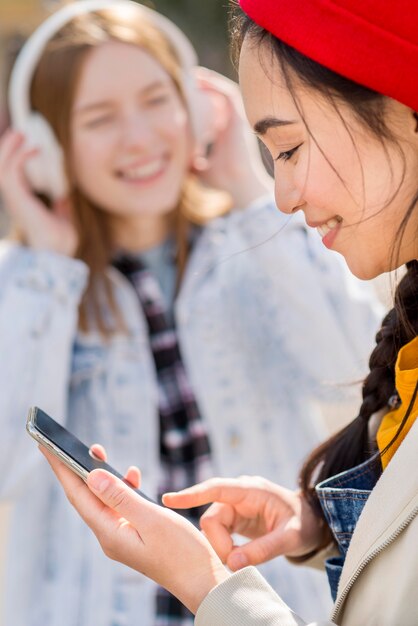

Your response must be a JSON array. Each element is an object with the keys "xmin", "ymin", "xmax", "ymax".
[{"xmin": 239, "ymin": 0, "xmax": 418, "ymax": 111}]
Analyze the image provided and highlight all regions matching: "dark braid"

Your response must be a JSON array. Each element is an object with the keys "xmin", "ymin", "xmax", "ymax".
[{"xmin": 300, "ymin": 260, "xmax": 418, "ymax": 517}]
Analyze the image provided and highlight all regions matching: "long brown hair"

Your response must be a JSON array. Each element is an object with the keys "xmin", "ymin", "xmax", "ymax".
[
  {"xmin": 231, "ymin": 8, "xmax": 418, "ymax": 518},
  {"xmin": 28, "ymin": 7, "xmax": 232, "ymax": 335}
]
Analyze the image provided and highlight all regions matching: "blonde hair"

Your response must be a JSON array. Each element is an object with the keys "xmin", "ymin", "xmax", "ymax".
[{"xmin": 28, "ymin": 7, "xmax": 232, "ymax": 335}]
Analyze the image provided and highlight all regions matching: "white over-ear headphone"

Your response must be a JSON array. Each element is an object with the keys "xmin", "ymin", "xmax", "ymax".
[{"xmin": 8, "ymin": 0, "xmax": 208, "ymax": 200}]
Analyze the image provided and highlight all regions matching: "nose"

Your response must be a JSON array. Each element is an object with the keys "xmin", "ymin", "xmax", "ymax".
[
  {"xmin": 120, "ymin": 111, "xmax": 155, "ymax": 150},
  {"xmin": 274, "ymin": 174, "xmax": 304, "ymax": 215}
]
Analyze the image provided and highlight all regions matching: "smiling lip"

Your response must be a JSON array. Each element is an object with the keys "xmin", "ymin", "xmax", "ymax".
[
  {"xmin": 321, "ymin": 221, "xmax": 342, "ymax": 249},
  {"xmin": 305, "ymin": 216, "xmax": 343, "ymax": 250},
  {"xmin": 117, "ymin": 156, "xmax": 168, "ymax": 186},
  {"xmin": 305, "ymin": 218, "xmax": 331, "ymax": 228}
]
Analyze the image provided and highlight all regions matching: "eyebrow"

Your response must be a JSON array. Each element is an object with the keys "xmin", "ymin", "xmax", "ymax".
[
  {"xmin": 74, "ymin": 102, "xmax": 112, "ymax": 115},
  {"xmin": 253, "ymin": 117, "xmax": 297, "ymax": 136},
  {"xmin": 74, "ymin": 80, "xmax": 169, "ymax": 115}
]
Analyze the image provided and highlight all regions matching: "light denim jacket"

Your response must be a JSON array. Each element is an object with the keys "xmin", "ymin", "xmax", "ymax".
[{"xmin": 0, "ymin": 196, "xmax": 382, "ymax": 626}]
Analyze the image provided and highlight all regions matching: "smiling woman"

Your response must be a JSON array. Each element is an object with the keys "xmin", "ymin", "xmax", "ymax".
[
  {"xmin": 238, "ymin": 39, "xmax": 418, "ymax": 278},
  {"xmin": 72, "ymin": 42, "xmax": 192, "ymax": 249},
  {"xmin": 70, "ymin": 42, "xmax": 192, "ymax": 245},
  {"xmin": 0, "ymin": 2, "xmax": 383, "ymax": 626}
]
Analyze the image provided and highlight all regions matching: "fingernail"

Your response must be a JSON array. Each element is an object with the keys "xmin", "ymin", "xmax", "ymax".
[
  {"xmin": 89, "ymin": 472, "xmax": 110, "ymax": 493},
  {"xmin": 229, "ymin": 553, "xmax": 248, "ymax": 571}
]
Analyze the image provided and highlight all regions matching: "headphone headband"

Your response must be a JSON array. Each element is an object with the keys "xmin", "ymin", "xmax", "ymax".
[
  {"xmin": 7, "ymin": 0, "xmax": 207, "ymax": 200},
  {"xmin": 9, "ymin": 0, "xmax": 199, "ymax": 130}
]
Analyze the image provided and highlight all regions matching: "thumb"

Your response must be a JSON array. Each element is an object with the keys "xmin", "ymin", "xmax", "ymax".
[
  {"xmin": 227, "ymin": 531, "xmax": 284, "ymax": 571},
  {"xmin": 87, "ymin": 469, "xmax": 150, "ymax": 523}
]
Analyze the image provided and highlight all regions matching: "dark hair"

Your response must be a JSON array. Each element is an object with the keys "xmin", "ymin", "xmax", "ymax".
[{"xmin": 231, "ymin": 9, "xmax": 418, "ymax": 518}]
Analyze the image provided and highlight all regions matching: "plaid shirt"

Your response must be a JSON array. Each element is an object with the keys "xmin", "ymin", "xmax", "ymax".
[{"xmin": 114, "ymin": 255, "xmax": 213, "ymax": 625}]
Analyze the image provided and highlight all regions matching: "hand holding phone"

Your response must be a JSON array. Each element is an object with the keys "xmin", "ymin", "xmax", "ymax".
[
  {"xmin": 26, "ymin": 406, "xmax": 155, "ymax": 502},
  {"xmin": 42, "ymin": 441, "xmax": 229, "ymax": 615}
]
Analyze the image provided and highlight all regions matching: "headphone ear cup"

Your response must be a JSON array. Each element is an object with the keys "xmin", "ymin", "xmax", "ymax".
[{"xmin": 22, "ymin": 112, "xmax": 68, "ymax": 201}]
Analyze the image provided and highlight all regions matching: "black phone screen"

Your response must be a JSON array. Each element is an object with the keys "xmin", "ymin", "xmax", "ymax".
[{"xmin": 32, "ymin": 407, "xmax": 155, "ymax": 502}]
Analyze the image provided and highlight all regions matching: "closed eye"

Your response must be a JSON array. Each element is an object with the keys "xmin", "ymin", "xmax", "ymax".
[
  {"xmin": 275, "ymin": 143, "xmax": 303, "ymax": 162},
  {"xmin": 146, "ymin": 94, "xmax": 170, "ymax": 106},
  {"xmin": 84, "ymin": 115, "xmax": 115, "ymax": 129}
]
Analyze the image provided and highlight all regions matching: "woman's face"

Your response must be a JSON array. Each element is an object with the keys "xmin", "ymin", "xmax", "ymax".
[
  {"xmin": 239, "ymin": 38, "xmax": 418, "ymax": 279},
  {"xmin": 70, "ymin": 41, "xmax": 191, "ymax": 221}
]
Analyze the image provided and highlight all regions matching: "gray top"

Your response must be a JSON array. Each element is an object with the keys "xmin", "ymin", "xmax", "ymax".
[{"xmin": 139, "ymin": 237, "xmax": 177, "ymax": 315}]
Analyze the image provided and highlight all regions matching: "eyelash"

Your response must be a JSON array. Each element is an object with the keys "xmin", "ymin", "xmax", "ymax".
[
  {"xmin": 85, "ymin": 116, "xmax": 114, "ymax": 129},
  {"xmin": 275, "ymin": 143, "xmax": 303, "ymax": 162},
  {"xmin": 147, "ymin": 95, "xmax": 169, "ymax": 106}
]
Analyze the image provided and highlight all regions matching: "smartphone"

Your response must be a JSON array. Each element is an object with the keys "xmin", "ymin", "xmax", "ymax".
[{"xmin": 26, "ymin": 406, "xmax": 155, "ymax": 502}]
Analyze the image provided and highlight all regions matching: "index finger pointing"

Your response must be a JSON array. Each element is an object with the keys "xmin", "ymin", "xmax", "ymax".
[{"xmin": 162, "ymin": 478, "xmax": 247, "ymax": 509}]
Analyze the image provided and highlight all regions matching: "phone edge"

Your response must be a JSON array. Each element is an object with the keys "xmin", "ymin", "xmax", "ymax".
[{"xmin": 26, "ymin": 407, "xmax": 89, "ymax": 483}]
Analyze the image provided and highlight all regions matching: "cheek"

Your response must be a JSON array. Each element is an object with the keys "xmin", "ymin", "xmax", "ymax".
[
  {"xmin": 300, "ymin": 145, "xmax": 360, "ymax": 210},
  {"xmin": 69, "ymin": 138, "xmax": 120, "ymax": 211},
  {"xmin": 162, "ymin": 123, "xmax": 191, "ymax": 180},
  {"xmin": 70, "ymin": 134, "xmax": 110, "ymax": 186},
  {"xmin": 168, "ymin": 113, "xmax": 193, "ymax": 162},
  {"xmin": 159, "ymin": 100, "xmax": 194, "ymax": 158},
  {"xmin": 299, "ymin": 169, "xmax": 336, "ymax": 207},
  {"xmin": 158, "ymin": 103, "xmax": 187, "ymax": 137}
]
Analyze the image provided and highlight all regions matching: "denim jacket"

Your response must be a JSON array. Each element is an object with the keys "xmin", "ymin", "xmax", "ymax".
[{"xmin": 0, "ymin": 196, "xmax": 382, "ymax": 626}]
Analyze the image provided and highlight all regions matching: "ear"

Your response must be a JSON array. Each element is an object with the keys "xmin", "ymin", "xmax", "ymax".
[{"xmin": 413, "ymin": 111, "xmax": 418, "ymax": 133}]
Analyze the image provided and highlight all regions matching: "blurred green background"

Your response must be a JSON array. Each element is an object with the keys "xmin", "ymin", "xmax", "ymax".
[
  {"xmin": 0, "ymin": 0, "xmax": 234, "ymax": 123},
  {"xmin": 153, "ymin": 0, "xmax": 233, "ymax": 75}
]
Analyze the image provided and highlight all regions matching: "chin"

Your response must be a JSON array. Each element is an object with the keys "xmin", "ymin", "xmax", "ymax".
[{"xmin": 344, "ymin": 257, "xmax": 382, "ymax": 281}]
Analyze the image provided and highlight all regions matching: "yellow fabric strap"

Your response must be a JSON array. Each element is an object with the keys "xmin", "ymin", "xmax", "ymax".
[{"xmin": 377, "ymin": 336, "xmax": 418, "ymax": 469}]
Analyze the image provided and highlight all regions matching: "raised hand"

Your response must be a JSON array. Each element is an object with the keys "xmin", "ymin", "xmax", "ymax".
[
  {"xmin": 163, "ymin": 476, "xmax": 327, "ymax": 571},
  {"xmin": 0, "ymin": 130, "xmax": 78, "ymax": 256},
  {"xmin": 40, "ymin": 447, "xmax": 230, "ymax": 614},
  {"xmin": 193, "ymin": 67, "xmax": 273, "ymax": 208}
]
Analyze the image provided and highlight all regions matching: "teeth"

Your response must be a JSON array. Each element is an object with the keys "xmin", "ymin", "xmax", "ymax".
[
  {"xmin": 317, "ymin": 216, "xmax": 342, "ymax": 237},
  {"xmin": 121, "ymin": 159, "xmax": 165, "ymax": 181}
]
